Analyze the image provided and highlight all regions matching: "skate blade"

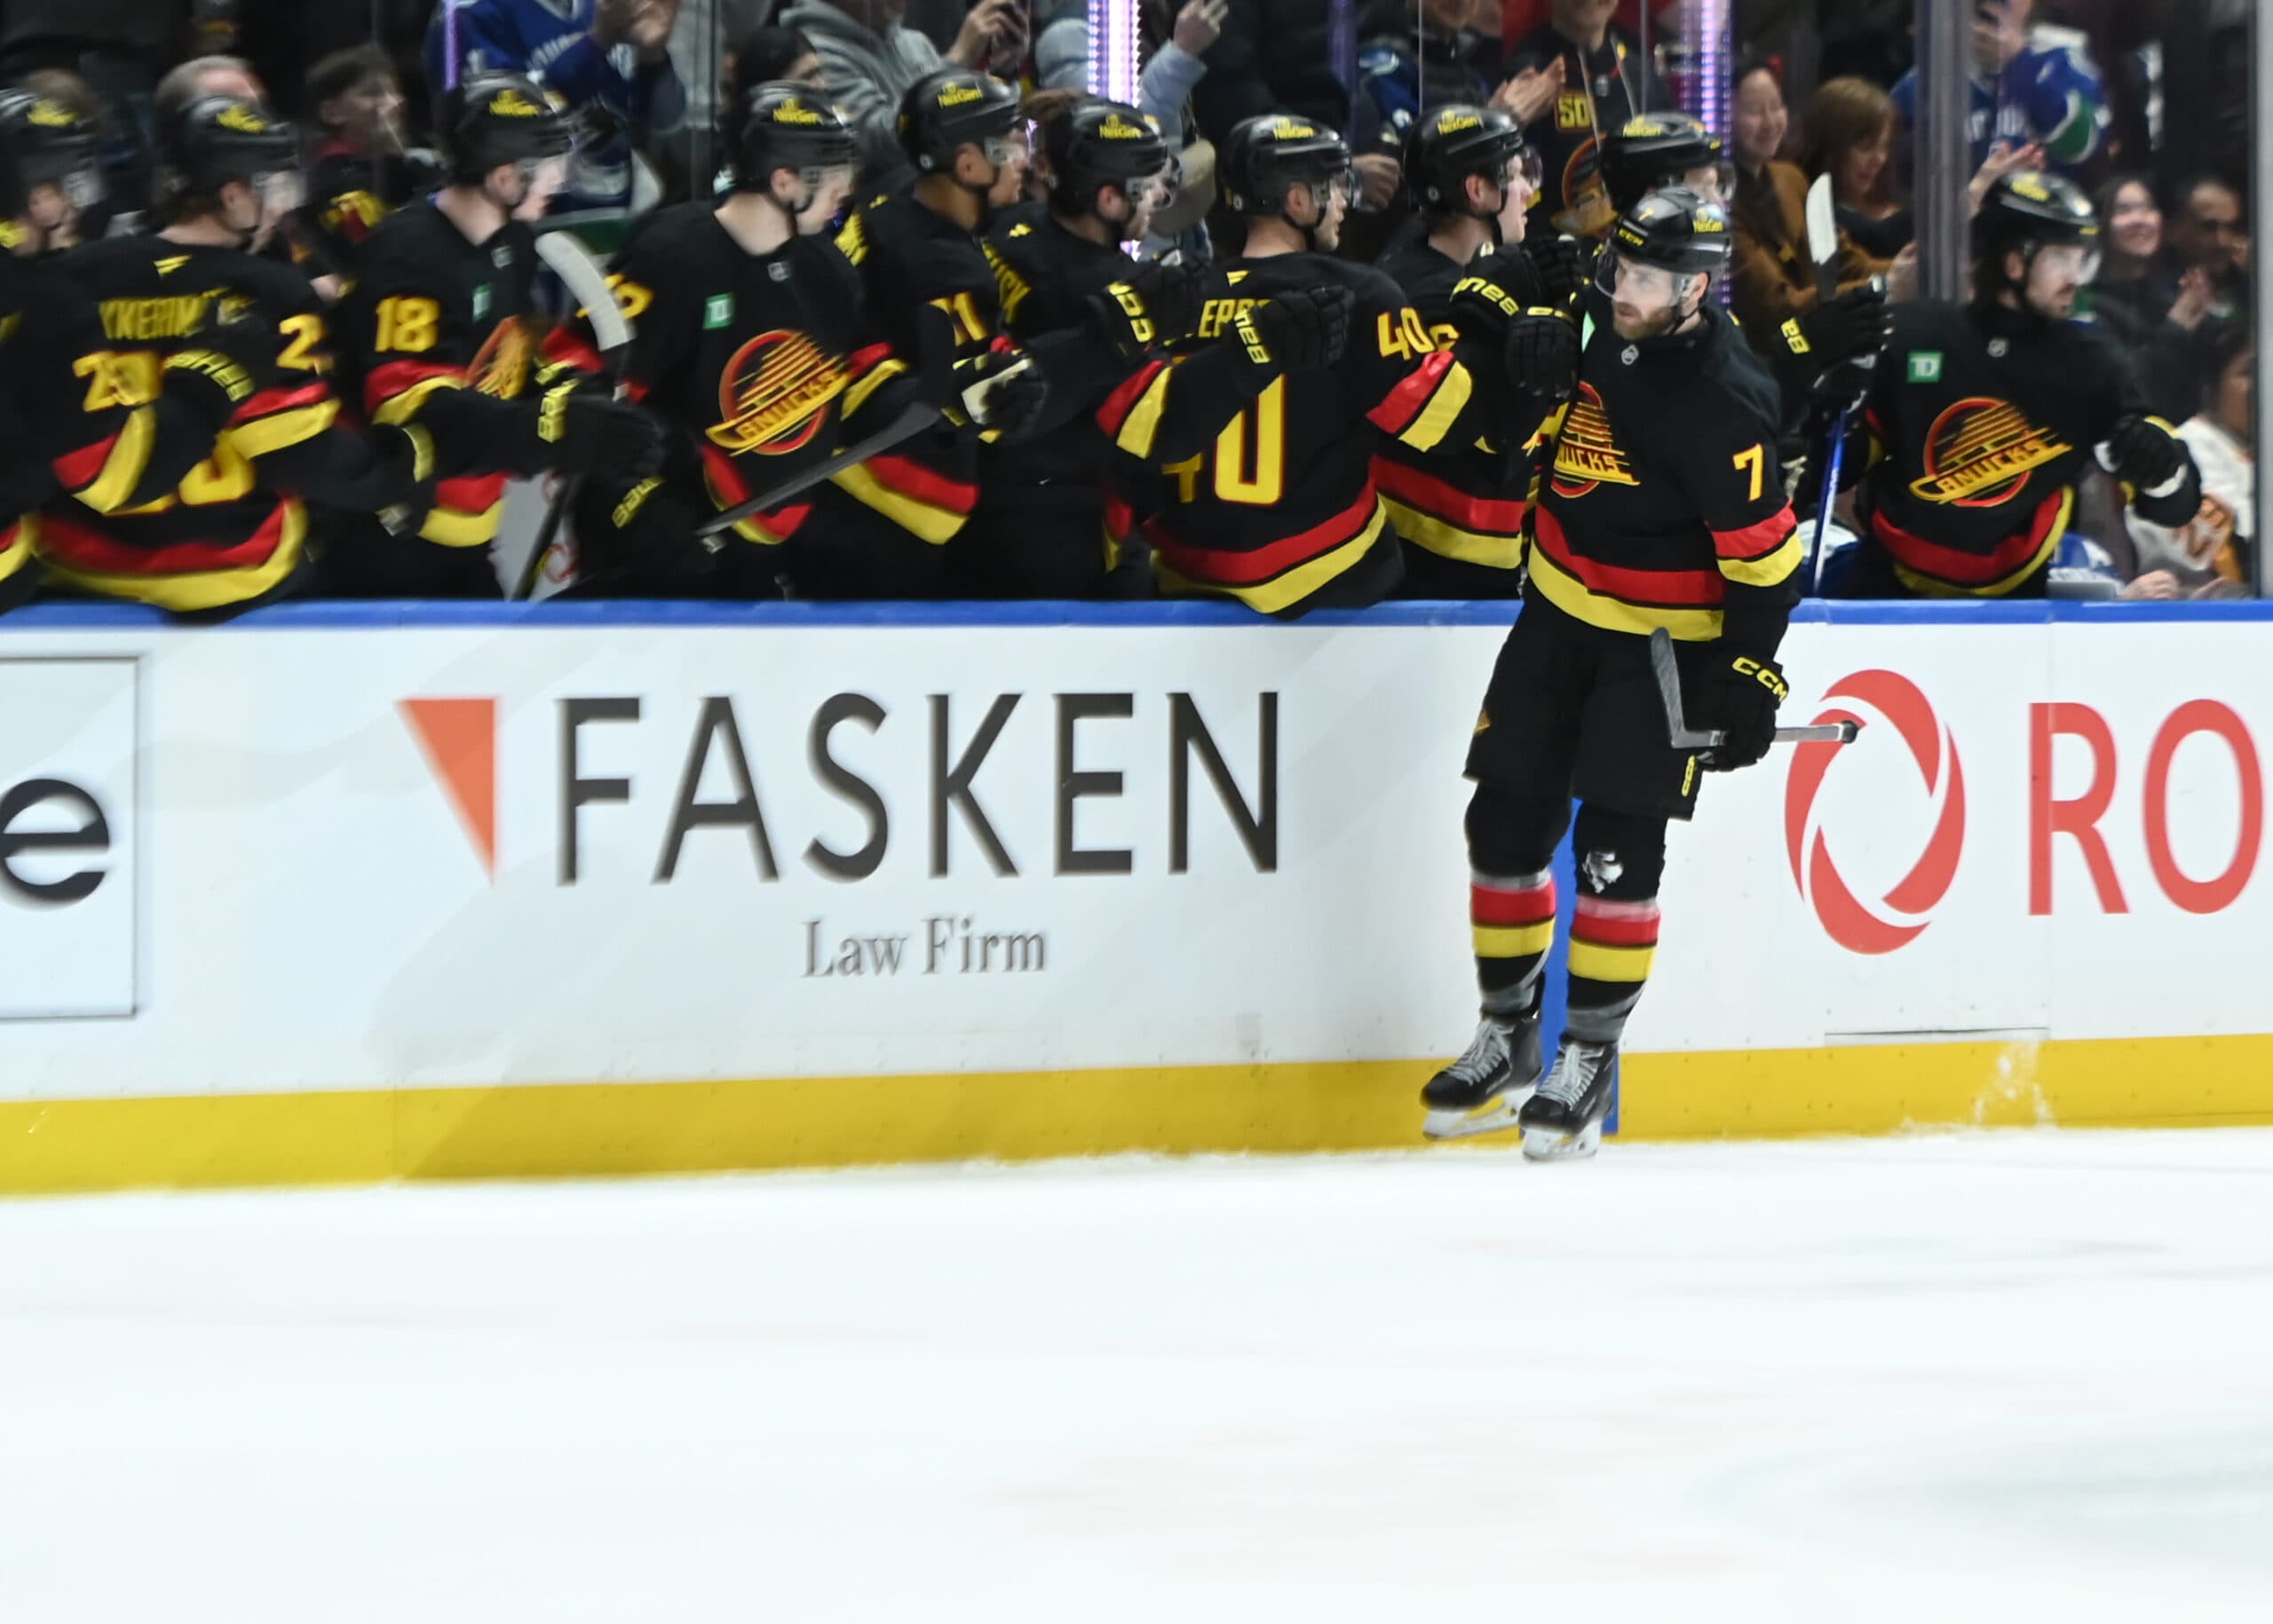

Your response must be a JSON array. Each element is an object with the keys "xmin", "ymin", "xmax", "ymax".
[
  {"xmin": 1519, "ymin": 1117, "xmax": 1605, "ymax": 1162},
  {"xmin": 1422, "ymin": 1088, "xmax": 1535, "ymax": 1142}
]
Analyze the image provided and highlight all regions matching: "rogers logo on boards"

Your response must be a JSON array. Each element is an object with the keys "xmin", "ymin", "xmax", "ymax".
[{"xmin": 1784, "ymin": 670, "xmax": 1966, "ymax": 955}]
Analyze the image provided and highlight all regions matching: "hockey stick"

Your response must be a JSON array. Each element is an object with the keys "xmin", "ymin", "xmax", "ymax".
[
  {"xmin": 511, "ymin": 231, "xmax": 635, "ymax": 600},
  {"xmin": 1803, "ymin": 173, "xmax": 1852, "ymax": 595},
  {"xmin": 1649, "ymin": 629, "xmax": 1861, "ymax": 752}
]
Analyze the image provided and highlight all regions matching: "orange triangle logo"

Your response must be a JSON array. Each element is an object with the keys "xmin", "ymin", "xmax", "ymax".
[{"xmin": 399, "ymin": 697, "xmax": 496, "ymax": 877}]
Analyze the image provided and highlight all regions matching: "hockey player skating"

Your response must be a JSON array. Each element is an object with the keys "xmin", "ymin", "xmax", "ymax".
[
  {"xmin": 570, "ymin": 85, "xmax": 987, "ymax": 597},
  {"xmin": 1137, "ymin": 114, "xmax": 1575, "ymax": 614},
  {"xmin": 1374, "ymin": 103, "xmax": 1588, "ymax": 597},
  {"xmin": 0, "ymin": 91, "xmax": 289, "ymax": 614},
  {"xmin": 329, "ymin": 71, "xmax": 662, "ymax": 596},
  {"xmin": 1424, "ymin": 192, "xmax": 1801, "ymax": 1159},
  {"xmin": 1841, "ymin": 171, "xmax": 2198, "ymax": 598},
  {"xmin": 40, "ymin": 98, "xmax": 443, "ymax": 614}
]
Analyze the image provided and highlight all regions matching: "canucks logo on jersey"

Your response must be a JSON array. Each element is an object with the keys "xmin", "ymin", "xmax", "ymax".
[
  {"xmin": 707, "ymin": 329, "xmax": 849, "ymax": 456},
  {"xmin": 1909, "ymin": 397, "xmax": 2071, "ymax": 508}
]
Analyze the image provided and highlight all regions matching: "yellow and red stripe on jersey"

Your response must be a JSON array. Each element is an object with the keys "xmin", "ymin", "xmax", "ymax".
[
  {"xmin": 830, "ymin": 450, "xmax": 975, "ymax": 545},
  {"xmin": 1366, "ymin": 351, "xmax": 1473, "ymax": 454},
  {"xmin": 228, "ymin": 381, "xmax": 340, "ymax": 458},
  {"xmin": 0, "ymin": 517, "xmax": 32, "ymax": 586},
  {"xmin": 51, "ymin": 406, "xmax": 158, "ymax": 515},
  {"xmin": 1373, "ymin": 454, "xmax": 1528, "ymax": 570},
  {"xmin": 1568, "ymin": 894, "xmax": 1659, "ymax": 984},
  {"xmin": 700, "ymin": 443, "xmax": 812, "ymax": 546},
  {"xmin": 36, "ymin": 497, "xmax": 307, "ymax": 614},
  {"xmin": 1712, "ymin": 503, "xmax": 1802, "ymax": 589},
  {"xmin": 1527, "ymin": 506, "xmax": 1727, "ymax": 640},
  {"xmin": 1472, "ymin": 867, "xmax": 1556, "ymax": 960},
  {"xmin": 1149, "ymin": 486, "xmax": 1390, "ymax": 616},
  {"xmin": 1097, "ymin": 359, "xmax": 1174, "ymax": 459},
  {"xmin": 368, "ymin": 358, "xmax": 507, "ymax": 548},
  {"xmin": 1870, "ymin": 487, "xmax": 2071, "ymax": 598}
]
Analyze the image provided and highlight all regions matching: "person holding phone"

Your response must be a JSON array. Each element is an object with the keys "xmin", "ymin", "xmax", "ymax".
[{"xmin": 779, "ymin": 0, "xmax": 1026, "ymax": 190}]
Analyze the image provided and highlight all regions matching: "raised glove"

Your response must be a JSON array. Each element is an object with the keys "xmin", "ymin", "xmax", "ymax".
[
  {"xmin": 1234, "ymin": 287, "xmax": 1354, "ymax": 373},
  {"xmin": 2102, "ymin": 415, "xmax": 2187, "ymax": 495},
  {"xmin": 535, "ymin": 384, "xmax": 665, "ymax": 481},
  {"xmin": 1504, "ymin": 310, "xmax": 1580, "ymax": 401},
  {"xmin": 1695, "ymin": 649, "xmax": 1789, "ymax": 772},
  {"xmin": 1084, "ymin": 259, "xmax": 1206, "ymax": 360},
  {"xmin": 1784, "ymin": 282, "xmax": 1891, "ymax": 374},
  {"xmin": 962, "ymin": 349, "xmax": 1050, "ymax": 440},
  {"xmin": 1521, "ymin": 233, "xmax": 1593, "ymax": 307}
]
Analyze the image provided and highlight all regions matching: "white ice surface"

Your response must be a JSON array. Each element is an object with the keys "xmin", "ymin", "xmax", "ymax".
[{"xmin": 4, "ymin": 1130, "xmax": 2272, "ymax": 1622}]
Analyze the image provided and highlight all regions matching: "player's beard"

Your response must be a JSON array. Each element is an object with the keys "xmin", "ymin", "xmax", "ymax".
[{"xmin": 1612, "ymin": 300, "xmax": 1684, "ymax": 341}]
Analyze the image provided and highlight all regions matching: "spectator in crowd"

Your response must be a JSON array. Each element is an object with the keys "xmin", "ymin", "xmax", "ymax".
[
  {"xmin": 1036, "ymin": 0, "xmax": 1220, "ymax": 133},
  {"xmin": 775, "ymin": 0, "xmax": 1026, "ymax": 191},
  {"xmin": 2166, "ymin": 175, "xmax": 2249, "ymax": 324},
  {"xmin": 728, "ymin": 25, "xmax": 825, "ymax": 94},
  {"xmin": 1891, "ymin": 0, "xmax": 2107, "ymax": 178},
  {"xmin": 1505, "ymin": 0, "xmax": 1663, "ymax": 238},
  {"xmin": 1189, "ymin": 0, "xmax": 1366, "ymax": 166},
  {"xmin": 2124, "ymin": 323, "xmax": 2253, "ymax": 598},
  {"xmin": 426, "ymin": 0, "xmax": 688, "ymax": 218},
  {"xmin": 1356, "ymin": 0, "xmax": 1562, "ymax": 180},
  {"xmin": 1801, "ymin": 75, "xmax": 1904, "ymax": 270},
  {"xmin": 1728, "ymin": 59, "xmax": 1876, "ymax": 359},
  {"xmin": 2081, "ymin": 174, "xmax": 2212, "ymax": 420}
]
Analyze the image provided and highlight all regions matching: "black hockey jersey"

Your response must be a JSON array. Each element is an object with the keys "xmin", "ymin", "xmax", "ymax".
[
  {"xmin": 38, "ymin": 235, "xmax": 424, "ymax": 613},
  {"xmin": 0, "ymin": 247, "xmax": 247, "ymax": 607},
  {"xmin": 294, "ymin": 142, "xmax": 417, "ymax": 280},
  {"xmin": 1372, "ymin": 235, "xmax": 1556, "ymax": 593},
  {"xmin": 336, "ymin": 200, "xmax": 548, "ymax": 551},
  {"xmin": 1531, "ymin": 301, "xmax": 1800, "ymax": 652},
  {"xmin": 1131, "ymin": 251, "xmax": 1499, "ymax": 616},
  {"xmin": 1859, "ymin": 299, "xmax": 2200, "ymax": 596},
  {"xmin": 591, "ymin": 201, "xmax": 960, "ymax": 594}
]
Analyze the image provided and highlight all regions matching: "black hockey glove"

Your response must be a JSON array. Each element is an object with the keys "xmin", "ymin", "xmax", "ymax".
[
  {"xmin": 1695, "ymin": 650, "xmax": 1790, "ymax": 772},
  {"xmin": 1783, "ymin": 282, "xmax": 1892, "ymax": 376},
  {"xmin": 1504, "ymin": 310, "xmax": 1580, "ymax": 404},
  {"xmin": 962, "ymin": 348, "xmax": 1051, "ymax": 440},
  {"xmin": 1521, "ymin": 233, "xmax": 1593, "ymax": 309},
  {"xmin": 162, "ymin": 314, "xmax": 282, "ymax": 432},
  {"xmin": 1084, "ymin": 259, "xmax": 1207, "ymax": 360},
  {"xmin": 1235, "ymin": 287, "xmax": 1354, "ymax": 374},
  {"xmin": 2102, "ymin": 415, "xmax": 2188, "ymax": 495},
  {"xmin": 535, "ymin": 383, "xmax": 666, "ymax": 482}
]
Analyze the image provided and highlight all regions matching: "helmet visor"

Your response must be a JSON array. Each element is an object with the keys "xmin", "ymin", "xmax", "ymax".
[
  {"xmin": 2031, "ymin": 242, "xmax": 2102, "ymax": 285},
  {"xmin": 1594, "ymin": 248, "xmax": 1695, "ymax": 313},
  {"xmin": 255, "ymin": 168, "xmax": 307, "ymax": 217},
  {"xmin": 982, "ymin": 123, "xmax": 1033, "ymax": 169},
  {"xmin": 1123, "ymin": 160, "xmax": 1178, "ymax": 214},
  {"xmin": 1507, "ymin": 146, "xmax": 1544, "ymax": 195}
]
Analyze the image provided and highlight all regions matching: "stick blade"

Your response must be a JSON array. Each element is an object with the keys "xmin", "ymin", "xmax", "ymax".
[
  {"xmin": 535, "ymin": 228, "xmax": 630, "ymax": 355},
  {"xmin": 1804, "ymin": 173, "xmax": 1840, "ymax": 299}
]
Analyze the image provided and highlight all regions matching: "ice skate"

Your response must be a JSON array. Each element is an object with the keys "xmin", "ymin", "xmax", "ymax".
[
  {"xmin": 1421, "ymin": 1015, "xmax": 1543, "ymax": 1140},
  {"xmin": 1518, "ymin": 1039, "xmax": 1618, "ymax": 1161}
]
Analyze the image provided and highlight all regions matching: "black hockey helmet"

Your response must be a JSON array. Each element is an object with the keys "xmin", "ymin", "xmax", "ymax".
[
  {"xmin": 1222, "ymin": 113, "xmax": 1353, "ymax": 220},
  {"xmin": 1593, "ymin": 186, "xmax": 1731, "ymax": 308},
  {"xmin": 161, "ymin": 96, "xmax": 300, "ymax": 195},
  {"xmin": 440, "ymin": 71, "xmax": 576, "ymax": 182},
  {"xmin": 1405, "ymin": 103, "xmax": 1539, "ymax": 216},
  {"xmin": 898, "ymin": 68, "xmax": 1024, "ymax": 175},
  {"xmin": 0, "ymin": 90, "xmax": 102, "ymax": 220},
  {"xmin": 1974, "ymin": 169, "xmax": 2099, "ymax": 269},
  {"xmin": 732, "ymin": 82, "xmax": 857, "ymax": 192},
  {"xmin": 1044, "ymin": 98, "xmax": 1172, "ymax": 218},
  {"xmin": 1600, "ymin": 110, "xmax": 1727, "ymax": 215}
]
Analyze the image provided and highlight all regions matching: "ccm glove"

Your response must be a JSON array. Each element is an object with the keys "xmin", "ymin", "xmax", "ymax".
[
  {"xmin": 1084, "ymin": 259, "xmax": 1207, "ymax": 360},
  {"xmin": 1521, "ymin": 233, "xmax": 1594, "ymax": 308},
  {"xmin": 962, "ymin": 349, "xmax": 1051, "ymax": 440},
  {"xmin": 1233, "ymin": 287, "xmax": 1354, "ymax": 374},
  {"xmin": 1785, "ymin": 281, "xmax": 1892, "ymax": 376},
  {"xmin": 1696, "ymin": 649, "xmax": 1790, "ymax": 772},
  {"xmin": 2102, "ymin": 415, "xmax": 2189, "ymax": 495},
  {"xmin": 535, "ymin": 383, "xmax": 665, "ymax": 481}
]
